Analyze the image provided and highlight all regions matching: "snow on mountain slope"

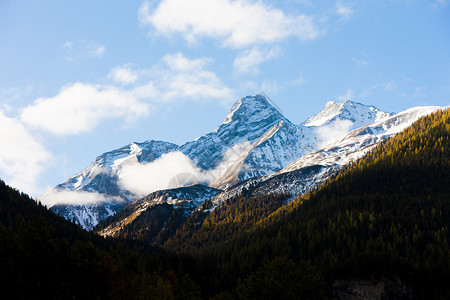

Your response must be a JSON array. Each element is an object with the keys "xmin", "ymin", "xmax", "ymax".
[
  {"xmin": 180, "ymin": 94, "xmax": 289, "ymax": 171},
  {"xmin": 57, "ymin": 140, "xmax": 179, "ymax": 197},
  {"xmin": 46, "ymin": 95, "xmax": 395, "ymax": 230},
  {"xmin": 51, "ymin": 202, "xmax": 123, "ymax": 231},
  {"xmin": 303, "ymin": 100, "xmax": 393, "ymax": 128},
  {"xmin": 214, "ymin": 120, "xmax": 317, "ymax": 189},
  {"xmin": 209, "ymin": 165, "xmax": 337, "ymax": 209},
  {"xmin": 283, "ymin": 106, "xmax": 443, "ymax": 172}
]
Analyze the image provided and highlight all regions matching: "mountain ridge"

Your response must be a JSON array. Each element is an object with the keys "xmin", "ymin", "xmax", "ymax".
[{"xmin": 45, "ymin": 95, "xmax": 405, "ymax": 230}]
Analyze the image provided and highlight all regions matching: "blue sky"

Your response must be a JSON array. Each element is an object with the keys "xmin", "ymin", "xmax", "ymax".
[{"xmin": 0, "ymin": 0, "xmax": 449, "ymax": 196}]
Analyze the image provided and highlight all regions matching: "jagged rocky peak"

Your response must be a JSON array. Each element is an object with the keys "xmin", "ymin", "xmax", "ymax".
[
  {"xmin": 303, "ymin": 100, "xmax": 393, "ymax": 128},
  {"xmin": 223, "ymin": 94, "xmax": 285, "ymax": 126}
]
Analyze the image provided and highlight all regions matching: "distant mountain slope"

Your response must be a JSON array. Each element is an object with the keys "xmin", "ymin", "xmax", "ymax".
[{"xmin": 48, "ymin": 95, "xmax": 391, "ymax": 230}]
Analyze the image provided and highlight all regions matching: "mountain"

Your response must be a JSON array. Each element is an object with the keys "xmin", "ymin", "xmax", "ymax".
[
  {"xmin": 285, "ymin": 105, "xmax": 442, "ymax": 171},
  {"xmin": 48, "ymin": 140, "xmax": 179, "ymax": 230},
  {"xmin": 98, "ymin": 104, "xmax": 443, "ymax": 248},
  {"xmin": 203, "ymin": 106, "xmax": 442, "ymax": 205},
  {"xmin": 162, "ymin": 108, "xmax": 450, "ymax": 299},
  {"xmin": 46, "ymin": 95, "xmax": 393, "ymax": 230}
]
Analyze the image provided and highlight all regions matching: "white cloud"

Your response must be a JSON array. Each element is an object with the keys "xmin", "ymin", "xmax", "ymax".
[
  {"xmin": 39, "ymin": 189, "xmax": 124, "ymax": 207},
  {"xmin": 89, "ymin": 45, "xmax": 105, "ymax": 57},
  {"xmin": 61, "ymin": 41, "xmax": 73, "ymax": 50},
  {"xmin": 20, "ymin": 82, "xmax": 149, "ymax": 135},
  {"xmin": 2, "ymin": 52, "xmax": 230, "ymax": 195},
  {"xmin": 315, "ymin": 118, "xmax": 353, "ymax": 147},
  {"xmin": 108, "ymin": 65, "xmax": 138, "ymax": 84},
  {"xmin": 0, "ymin": 110, "xmax": 51, "ymax": 195},
  {"xmin": 139, "ymin": 0, "xmax": 319, "ymax": 48},
  {"xmin": 153, "ymin": 52, "xmax": 234, "ymax": 101},
  {"xmin": 338, "ymin": 89, "xmax": 353, "ymax": 101},
  {"xmin": 162, "ymin": 52, "xmax": 209, "ymax": 71},
  {"xmin": 118, "ymin": 141, "xmax": 251, "ymax": 197},
  {"xmin": 118, "ymin": 151, "xmax": 203, "ymax": 197},
  {"xmin": 19, "ymin": 52, "xmax": 232, "ymax": 137},
  {"xmin": 233, "ymin": 47, "xmax": 280, "ymax": 74},
  {"xmin": 336, "ymin": 3, "xmax": 353, "ymax": 20}
]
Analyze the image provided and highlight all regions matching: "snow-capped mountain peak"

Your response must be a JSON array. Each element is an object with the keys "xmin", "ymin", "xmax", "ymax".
[
  {"xmin": 303, "ymin": 100, "xmax": 393, "ymax": 128},
  {"xmin": 222, "ymin": 94, "xmax": 285, "ymax": 126}
]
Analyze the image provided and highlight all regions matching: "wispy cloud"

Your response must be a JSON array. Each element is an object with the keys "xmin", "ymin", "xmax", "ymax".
[
  {"xmin": 336, "ymin": 3, "xmax": 353, "ymax": 21},
  {"xmin": 108, "ymin": 65, "xmax": 138, "ymax": 84},
  {"xmin": 352, "ymin": 57, "xmax": 369, "ymax": 69},
  {"xmin": 338, "ymin": 89, "xmax": 353, "ymax": 101},
  {"xmin": 162, "ymin": 52, "xmax": 209, "ymax": 71},
  {"xmin": 61, "ymin": 40, "xmax": 105, "ymax": 62},
  {"xmin": 357, "ymin": 80, "xmax": 400, "ymax": 99},
  {"xmin": 39, "ymin": 189, "xmax": 125, "ymax": 207},
  {"xmin": 90, "ymin": 45, "xmax": 105, "ymax": 57},
  {"xmin": 315, "ymin": 118, "xmax": 353, "ymax": 147},
  {"xmin": 233, "ymin": 47, "xmax": 280, "ymax": 74},
  {"xmin": 154, "ymin": 52, "xmax": 234, "ymax": 102},
  {"xmin": 242, "ymin": 73, "xmax": 306, "ymax": 98},
  {"xmin": 291, "ymin": 74, "xmax": 307, "ymax": 86},
  {"xmin": 383, "ymin": 81, "xmax": 397, "ymax": 91},
  {"xmin": 139, "ymin": 0, "xmax": 319, "ymax": 48},
  {"xmin": 61, "ymin": 41, "xmax": 73, "ymax": 50}
]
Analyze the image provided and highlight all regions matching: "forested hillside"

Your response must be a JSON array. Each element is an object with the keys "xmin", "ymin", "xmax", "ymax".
[
  {"xmin": 164, "ymin": 108, "xmax": 450, "ymax": 298},
  {"xmin": 0, "ymin": 180, "xmax": 214, "ymax": 299}
]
